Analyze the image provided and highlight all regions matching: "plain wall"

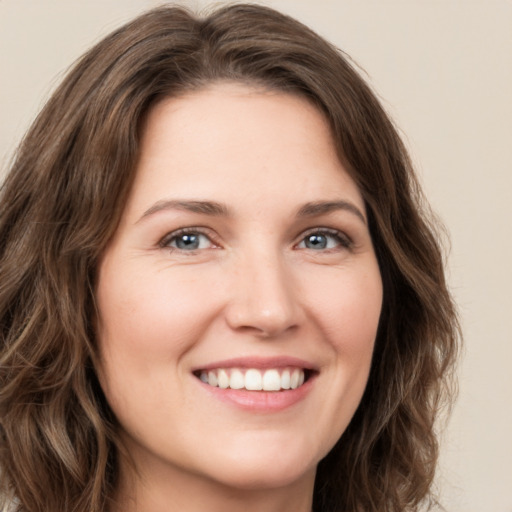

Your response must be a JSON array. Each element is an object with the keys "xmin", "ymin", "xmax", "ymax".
[{"xmin": 1, "ymin": 1, "xmax": 511, "ymax": 510}]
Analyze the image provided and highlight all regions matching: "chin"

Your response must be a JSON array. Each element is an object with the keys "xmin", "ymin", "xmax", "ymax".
[
  {"xmin": 211, "ymin": 460, "xmax": 316, "ymax": 491},
  {"xmin": 199, "ymin": 438, "xmax": 320, "ymax": 491}
]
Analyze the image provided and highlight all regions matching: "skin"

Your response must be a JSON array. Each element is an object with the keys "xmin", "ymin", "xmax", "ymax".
[{"xmin": 95, "ymin": 83, "xmax": 383, "ymax": 512}]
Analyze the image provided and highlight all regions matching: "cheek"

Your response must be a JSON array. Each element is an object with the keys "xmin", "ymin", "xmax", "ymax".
[
  {"xmin": 94, "ymin": 262, "xmax": 220, "ymax": 428},
  {"xmin": 307, "ymin": 265, "xmax": 383, "ymax": 355},
  {"xmin": 295, "ymin": 263, "xmax": 382, "ymax": 453},
  {"xmin": 96, "ymin": 263, "xmax": 218, "ymax": 361}
]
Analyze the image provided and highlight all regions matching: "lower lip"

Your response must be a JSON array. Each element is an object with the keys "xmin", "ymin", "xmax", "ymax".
[{"xmin": 196, "ymin": 375, "xmax": 316, "ymax": 412}]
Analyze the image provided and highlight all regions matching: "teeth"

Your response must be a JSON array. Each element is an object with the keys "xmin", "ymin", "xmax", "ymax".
[
  {"xmin": 198, "ymin": 368, "xmax": 307, "ymax": 391},
  {"xmin": 229, "ymin": 369, "xmax": 245, "ymax": 389},
  {"xmin": 218, "ymin": 369, "xmax": 229, "ymax": 389},
  {"xmin": 245, "ymin": 369, "xmax": 262, "ymax": 390},
  {"xmin": 290, "ymin": 369, "xmax": 300, "ymax": 389},
  {"xmin": 262, "ymin": 369, "xmax": 281, "ymax": 391},
  {"xmin": 207, "ymin": 371, "xmax": 218, "ymax": 387},
  {"xmin": 281, "ymin": 369, "xmax": 291, "ymax": 389}
]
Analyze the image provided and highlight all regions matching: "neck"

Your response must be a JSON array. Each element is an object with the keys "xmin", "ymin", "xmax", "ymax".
[{"xmin": 112, "ymin": 453, "xmax": 315, "ymax": 512}]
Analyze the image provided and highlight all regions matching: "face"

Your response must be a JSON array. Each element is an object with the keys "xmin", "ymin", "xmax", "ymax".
[{"xmin": 96, "ymin": 83, "xmax": 382, "ymax": 493}]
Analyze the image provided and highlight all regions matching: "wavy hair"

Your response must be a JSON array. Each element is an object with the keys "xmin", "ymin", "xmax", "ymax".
[{"xmin": 0, "ymin": 4, "xmax": 459, "ymax": 511}]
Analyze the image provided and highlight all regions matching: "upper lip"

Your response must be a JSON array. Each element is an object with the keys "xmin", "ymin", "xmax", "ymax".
[{"xmin": 192, "ymin": 356, "xmax": 318, "ymax": 372}]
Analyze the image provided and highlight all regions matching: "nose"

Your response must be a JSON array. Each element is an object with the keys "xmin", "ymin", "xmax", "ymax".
[{"xmin": 224, "ymin": 251, "xmax": 301, "ymax": 338}]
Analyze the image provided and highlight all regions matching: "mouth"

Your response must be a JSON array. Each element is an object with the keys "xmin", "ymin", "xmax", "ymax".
[
  {"xmin": 191, "ymin": 357, "xmax": 318, "ymax": 411},
  {"xmin": 193, "ymin": 367, "xmax": 313, "ymax": 392}
]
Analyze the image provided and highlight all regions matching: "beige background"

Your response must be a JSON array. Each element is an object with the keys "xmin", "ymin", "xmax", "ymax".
[{"xmin": 1, "ymin": 1, "xmax": 511, "ymax": 510}]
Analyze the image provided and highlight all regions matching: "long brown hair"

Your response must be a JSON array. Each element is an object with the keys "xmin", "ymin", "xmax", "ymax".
[{"xmin": 0, "ymin": 4, "xmax": 459, "ymax": 511}]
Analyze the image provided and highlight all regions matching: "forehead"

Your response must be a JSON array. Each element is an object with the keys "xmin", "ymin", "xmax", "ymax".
[{"xmin": 125, "ymin": 82, "xmax": 363, "ymax": 219}]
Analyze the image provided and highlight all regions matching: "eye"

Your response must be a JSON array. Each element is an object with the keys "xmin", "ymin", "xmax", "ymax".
[
  {"xmin": 161, "ymin": 229, "xmax": 216, "ymax": 251},
  {"xmin": 296, "ymin": 229, "xmax": 351, "ymax": 251}
]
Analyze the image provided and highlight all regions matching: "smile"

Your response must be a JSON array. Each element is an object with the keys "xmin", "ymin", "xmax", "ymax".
[{"xmin": 196, "ymin": 367, "xmax": 307, "ymax": 391}]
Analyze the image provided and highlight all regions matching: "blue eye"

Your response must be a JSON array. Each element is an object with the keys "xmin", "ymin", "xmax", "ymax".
[
  {"xmin": 297, "ymin": 230, "xmax": 350, "ymax": 251},
  {"xmin": 164, "ymin": 231, "xmax": 213, "ymax": 251}
]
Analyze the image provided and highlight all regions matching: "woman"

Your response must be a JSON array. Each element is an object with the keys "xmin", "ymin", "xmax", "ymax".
[{"xmin": 0, "ymin": 4, "xmax": 459, "ymax": 512}]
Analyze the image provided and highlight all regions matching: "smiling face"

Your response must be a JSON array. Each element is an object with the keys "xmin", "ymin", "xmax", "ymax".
[{"xmin": 95, "ymin": 83, "xmax": 383, "ymax": 502}]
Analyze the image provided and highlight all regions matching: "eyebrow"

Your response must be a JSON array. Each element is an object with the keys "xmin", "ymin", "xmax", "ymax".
[
  {"xmin": 137, "ymin": 198, "xmax": 366, "ymax": 224},
  {"xmin": 137, "ymin": 200, "xmax": 230, "ymax": 223},
  {"xmin": 296, "ymin": 200, "xmax": 366, "ymax": 224}
]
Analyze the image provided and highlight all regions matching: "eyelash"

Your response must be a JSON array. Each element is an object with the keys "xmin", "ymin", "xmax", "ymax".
[
  {"xmin": 159, "ymin": 227, "xmax": 217, "ymax": 251},
  {"xmin": 297, "ymin": 228, "xmax": 353, "ymax": 251},
  {"xmin": 159, "ymin": 227, "xmax": 353, "ymax": 253}
]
